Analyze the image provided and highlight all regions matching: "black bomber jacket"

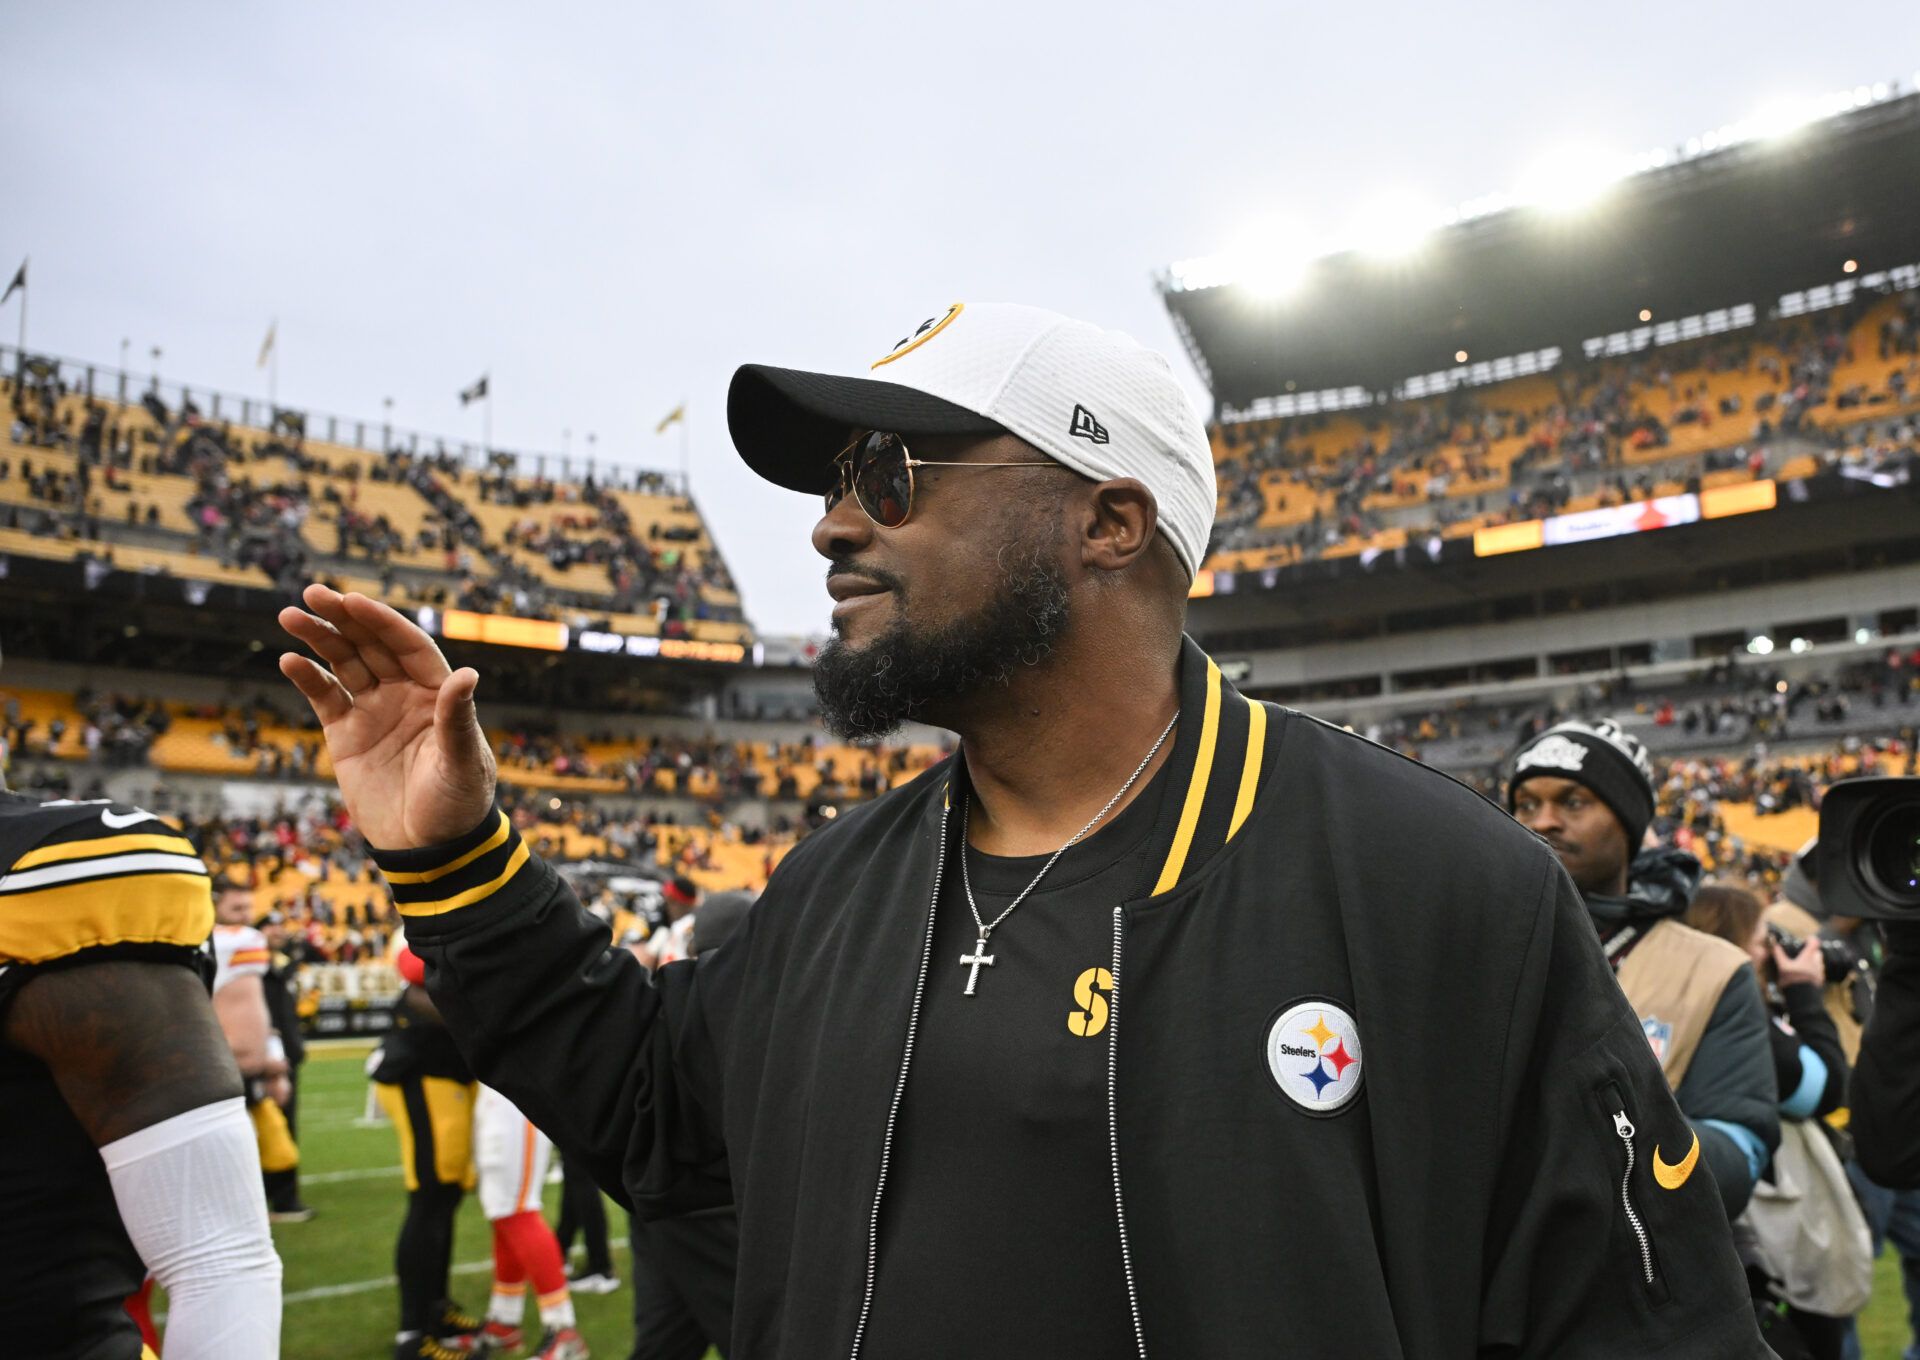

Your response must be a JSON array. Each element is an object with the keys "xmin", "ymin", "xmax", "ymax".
[{"xmin": 387, "ymin": 639, "xmax": 1769, "ymax": 1359}]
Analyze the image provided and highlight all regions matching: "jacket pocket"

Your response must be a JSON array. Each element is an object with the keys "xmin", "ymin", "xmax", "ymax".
[{"xmin": 1602, "ymin": 1080, "xmax": 1671, "ymax": 1307}]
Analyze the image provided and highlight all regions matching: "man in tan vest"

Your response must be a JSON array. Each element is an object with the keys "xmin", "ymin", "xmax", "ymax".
[{"xmin": 1510, "ymin": 718, "xmax": 1779, "ymax": 1219}]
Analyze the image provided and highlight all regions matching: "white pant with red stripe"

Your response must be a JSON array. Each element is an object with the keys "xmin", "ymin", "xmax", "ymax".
[{"xmin": 473, "ymin": 1084, "xmax": 553, "ymax": 1221}]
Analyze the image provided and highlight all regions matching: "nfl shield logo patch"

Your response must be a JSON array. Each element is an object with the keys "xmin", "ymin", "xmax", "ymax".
[{"xmin": 1641, "ymin": 1016, "xmax": 1673, "ymax": 1063}]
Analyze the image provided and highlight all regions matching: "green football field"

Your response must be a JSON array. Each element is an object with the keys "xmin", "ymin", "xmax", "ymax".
[
  {"xmin": 165, "ymin": 1040, "xmax": 1919, "ymax": 1358},
  {"xmin": 252, "ymin": 1043, "xmax": 713, "ymax": 1360}
]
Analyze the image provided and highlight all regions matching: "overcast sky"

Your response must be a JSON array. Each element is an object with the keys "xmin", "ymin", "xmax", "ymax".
[{"xmin": 5, "ymin": 3, "xmax": 1915, "ymax": 634}]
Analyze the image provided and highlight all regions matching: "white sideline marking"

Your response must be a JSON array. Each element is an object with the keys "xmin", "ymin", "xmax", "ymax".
[
  {"xmin": 299, "ymin": 1165, "xmax": 402, "ymax": 1185},
  {"xmin": 280, "ymin": 1229, "xmax": 625, "ymax": 1306}
]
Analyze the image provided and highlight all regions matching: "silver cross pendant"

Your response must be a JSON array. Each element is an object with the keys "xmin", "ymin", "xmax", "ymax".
[{"xmin": 960, "ymin": 937, "xmax": 995, "ymax": 996}]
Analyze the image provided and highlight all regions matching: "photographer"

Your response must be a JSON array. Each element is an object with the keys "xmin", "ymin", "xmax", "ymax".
[
  {"xmin": 1854, "ymin": 923, "xmax": 1920, "ymax": 1189},
  {"xmin": 1806, "ymin": 774, "xmax": 1920, "ymax": 1360},
  {"xmin": 1766, "ymin": 845, "xmax": 1878, "ymax": 1064},
  {"xmin": 1687, "ymin": 883, "xmax": 1868, "ymax": 1360},
  {"xmin": 1510, "ymin": 719, "xmax": 1779, "ymax": 1218}
]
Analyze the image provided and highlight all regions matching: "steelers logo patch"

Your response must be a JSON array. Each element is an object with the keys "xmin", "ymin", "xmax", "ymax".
[
  {"xmin": 1264, "ymin": 998, "xmax": 1364, "ymax": 1116},
  {"xmin": 871, "ymin": 302, "xmax": 964, "ymax": 369}
]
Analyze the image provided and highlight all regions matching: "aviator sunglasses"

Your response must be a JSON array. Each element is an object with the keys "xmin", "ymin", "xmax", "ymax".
[{"xmin": 825, "ymin": 430, "xmax": 1058, "ymax": 528}]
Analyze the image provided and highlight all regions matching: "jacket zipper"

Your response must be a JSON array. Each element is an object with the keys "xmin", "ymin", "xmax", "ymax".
[
  {"xmin": 1109, "ymin": 906, "xmax": 1148, "ymax": 1360},
  {"xmin": 848, "ymin": 796, "xmax": 949, "ymax": 1360},
  {"xmin": 1611, "ymin": 1108, "xmax": 1656, "ymax": 1286}
]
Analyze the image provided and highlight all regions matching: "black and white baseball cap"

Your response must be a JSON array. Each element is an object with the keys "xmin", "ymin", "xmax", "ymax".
[{"xmin": 726, "ymin": 302, "xmax": 1216, "ymax": 577}]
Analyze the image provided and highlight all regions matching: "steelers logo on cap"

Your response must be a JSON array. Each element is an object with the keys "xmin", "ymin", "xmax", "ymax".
[
  {"xmin": 1264, "ymin": 998, "xmax": 1364, "ymax": 1116},
  {"xmin": 871, "ymin": 303, "xmax": 964, "ymax": 369}
]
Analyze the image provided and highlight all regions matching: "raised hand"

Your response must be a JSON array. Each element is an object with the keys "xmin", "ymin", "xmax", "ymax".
[{"xmin": 277, "ymin": 585, "xmax": 497, "ymax": 849}]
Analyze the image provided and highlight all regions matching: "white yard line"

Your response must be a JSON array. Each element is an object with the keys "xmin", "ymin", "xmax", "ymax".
[
  {"xmin": 283, "ymin": 1258, "xmax": 492, "ymax": 1305},
  {"xmin": 298, "ymin": 1165, "xmax": 402, "ymax": 1185}
]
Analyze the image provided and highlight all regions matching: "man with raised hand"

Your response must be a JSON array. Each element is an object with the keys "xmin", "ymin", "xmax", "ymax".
[{"xmin": 281, "ymin": 302, "xmax": 1767, "ymax": 1358}]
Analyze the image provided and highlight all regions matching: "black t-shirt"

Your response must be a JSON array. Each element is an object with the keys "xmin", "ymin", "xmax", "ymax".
[{"xmin": 861, "ymin": 763, "xmax": 1170, "ymax": 1359}]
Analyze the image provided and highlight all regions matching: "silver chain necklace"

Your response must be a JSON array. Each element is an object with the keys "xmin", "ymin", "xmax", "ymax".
[{"xmin": 954, "ymin": 709, "xmax": 1179, "ymax": 996}]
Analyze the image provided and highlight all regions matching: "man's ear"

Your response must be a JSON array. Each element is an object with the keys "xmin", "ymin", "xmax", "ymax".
[{"xmin": 1081, "ymin": 478, "xmax": 1159, "ymax": 575}]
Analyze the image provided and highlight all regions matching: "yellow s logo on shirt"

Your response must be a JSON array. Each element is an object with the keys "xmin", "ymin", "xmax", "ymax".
[{"xmin": 1068, "ymin": 967, "xmax": 1114, "ymax": 1038}]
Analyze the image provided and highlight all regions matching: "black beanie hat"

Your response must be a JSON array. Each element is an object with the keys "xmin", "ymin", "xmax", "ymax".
[{"xmin": 1506, "ymin": 718, "xmax": 1657, "ymax": 851}]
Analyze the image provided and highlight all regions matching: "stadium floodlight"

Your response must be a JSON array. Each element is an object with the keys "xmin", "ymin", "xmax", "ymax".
[
  {"xmin": 1747, "ymin": 94, "xmax": 1822, "ymax": 142},
  {"xmin": 1514, "ymin": 147, "xmax": 1632, "ymax": 213},
  {"xmin": 1857, "ymin": 628, "xmax": 1875, "ymax": 644},
  {"xmin": 1747, "ymin": 635, "xmax": 1775, "ymax": 656},
  {"xmin": 1350, "ymin": 193, "xmax": 1443, "ymax": 261},
  {"xmin": 1224, "ymin": 217, "xmax": 1320, "ymax": 301},
  {"xmin": 1234, "ymin": 251, "xmax": 1312, "ymax": 300}
]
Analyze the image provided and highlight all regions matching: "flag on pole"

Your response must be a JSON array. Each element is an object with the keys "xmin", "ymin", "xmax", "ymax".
[
  {"xmin": 654, "ymin": 403, "xmax": 686, "ymax": 435},
  {"xmin": 459, "ymin": 374, "xmax": 489, "ymax": 405},
  {"xmin": 0, "ymin": 260, "xmax": 23, "ymax": 306},
  {"xmin": 257, "ymin": 320, "xmax": 276, "ymax": 369}
]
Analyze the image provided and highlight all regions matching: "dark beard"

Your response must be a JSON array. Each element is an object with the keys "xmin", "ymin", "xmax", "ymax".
[{"xmin": 812, "ymin": 539, "xmax": 1072, "ymax": 741}]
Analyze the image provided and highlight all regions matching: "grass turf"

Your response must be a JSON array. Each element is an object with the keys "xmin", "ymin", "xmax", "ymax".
[
  {"xmin": 259, "ymin": 1043, "xmax": 715, "ymax": 1360},
  {"xmin": 174, "ymin": 1041, "xmax": 1918, "ymax": 1358}
]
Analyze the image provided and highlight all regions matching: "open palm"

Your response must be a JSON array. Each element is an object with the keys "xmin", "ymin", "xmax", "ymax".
[{"xmin": 278, "ymin": 585, "xmax": 497, "ymax": 849}]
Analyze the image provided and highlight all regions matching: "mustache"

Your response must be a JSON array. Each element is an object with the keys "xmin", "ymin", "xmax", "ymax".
[{"xmin": 826, "ymin": 559, "xmax": 906, "ymax": 594}]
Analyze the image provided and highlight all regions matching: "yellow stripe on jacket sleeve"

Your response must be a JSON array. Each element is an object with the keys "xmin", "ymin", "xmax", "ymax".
[
  {"xmin": 380, "ymin": 811, "xmax": 510, "ymax": 885},
  {"xmin": 396, "ymin": 840, "xmax": 531, "ymax": 918},
  {"xmin": 0, "ymin": 872, "xmax": 213, "ymax": 965},
  {"xmin": 1152, "ymin": 659, "xmax": 1222, "ymax": 895},
  {"xmin": 1227, "ymin": 701, "xmax": 1268, "ymax": 842},
  {"xmin": 14, "ymin": 832, "xmax": 200, "ymax": 870}
]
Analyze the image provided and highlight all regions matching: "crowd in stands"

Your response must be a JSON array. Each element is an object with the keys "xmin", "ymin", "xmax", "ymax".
[
  {"xmin": 1208, "ymin": 284, "xmax": 1920, "ymax": 569},
  {"xmin": 1352, "ymin": 646, "xmax": 1920, "ymax": 771},
  {"xmin": 472, "ymin": 463, "xmax": 738, "ymax": 628},
  {"xmin": 2, "ymin": 368, "xmax": 748, "ymax": 639},
  {"xmin": 0, "ymin": 675, "xmax": 955, "ymax": 805},
  {"xmin": 493, "ymin": 726, "xmax": 950, "ymax": 800},
  {"xmin": 1, "ymin": 686, "xmax": 173, "ymax": 768}
]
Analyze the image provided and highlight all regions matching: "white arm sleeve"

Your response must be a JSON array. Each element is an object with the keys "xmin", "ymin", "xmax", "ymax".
[{"xmin": 101, "ymin": 1096, "xmax": 282, "ymax": 1359}]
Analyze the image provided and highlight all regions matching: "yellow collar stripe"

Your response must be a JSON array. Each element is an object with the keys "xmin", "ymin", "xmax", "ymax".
[
  {"xmin": 1152, "ymin": 659, "xmax": 1222, "ymax": 896},
  {"xmin": 381, "ymin": 812, "xmax": 510, "ymax": 885},
  {"xmin": 14, "ymin": 832, "xmax": 198, "ymax": 870},
  {"xmin": 397, "ymin": 840, "xmax": 530, "ymax": 917},
  {"xmin": 1227, "ymin": 700, "xmax": 1267, "ymax": 843}
]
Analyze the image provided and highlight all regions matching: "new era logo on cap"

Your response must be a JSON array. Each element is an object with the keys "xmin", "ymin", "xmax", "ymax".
[{"xmin": 1069, "ymin": 405, "xmax": 1109, "ymax": 444}]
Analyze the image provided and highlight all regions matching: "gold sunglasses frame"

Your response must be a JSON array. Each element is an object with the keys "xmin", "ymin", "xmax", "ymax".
[{"xmin": 826, "ymin": 431, "xmax": 1054, "ymax": 528}]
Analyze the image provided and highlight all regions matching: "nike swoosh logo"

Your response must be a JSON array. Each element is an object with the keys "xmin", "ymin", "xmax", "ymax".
[
  {"xmin": 1652, "ymin": 1131, "xmax": 1701, "ymax": 1190},
  {"xmin": 100, "ymin": 808, "xmax": 151, "ymax": 829}
]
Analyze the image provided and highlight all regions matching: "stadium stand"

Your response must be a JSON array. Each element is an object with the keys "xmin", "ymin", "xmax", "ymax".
[
  {"xmin": 0, "ymin": 679, "xmax": 950, "ymax": 800},
  {"xmin": 0, "ymin": 359, "xmax": 753, "ymax": 643},
  {"xmin": 1341, "ymin": 644, "xmax": 1920, "ymax": 774},
  {"xmin": 1206, "ymin": 284, "xmax": 1920, "ymax": 571}
]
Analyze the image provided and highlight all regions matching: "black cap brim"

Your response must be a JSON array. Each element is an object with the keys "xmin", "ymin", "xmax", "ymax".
[{"xmin": 727, "ymin": 364, "xmax": 1004, "ymax": 495}]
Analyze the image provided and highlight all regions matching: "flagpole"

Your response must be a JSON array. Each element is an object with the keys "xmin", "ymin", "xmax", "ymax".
[
  {"xmin": 15, "ymin": 257, "xmax": 25, "ymax": 358},
  {"xmin": 679, "ymin": 399, "xmax": 690, "ymax": 494},
  {"xmin": 269, "ymin": 321, "xmax": 279, "ymax": 408},
  {"xmin": 484, "ymin": 375, "xmax": 493, "ymax": 459}
]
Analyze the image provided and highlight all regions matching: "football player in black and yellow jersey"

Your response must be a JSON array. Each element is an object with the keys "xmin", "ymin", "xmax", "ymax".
[
  {"xmin": 0, "ymin": 793, "xmax": 282, "ymax": 1358},
  {"xmin": 374, "ymin": 940, "xmax": 487, "ymax": 1360}
]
